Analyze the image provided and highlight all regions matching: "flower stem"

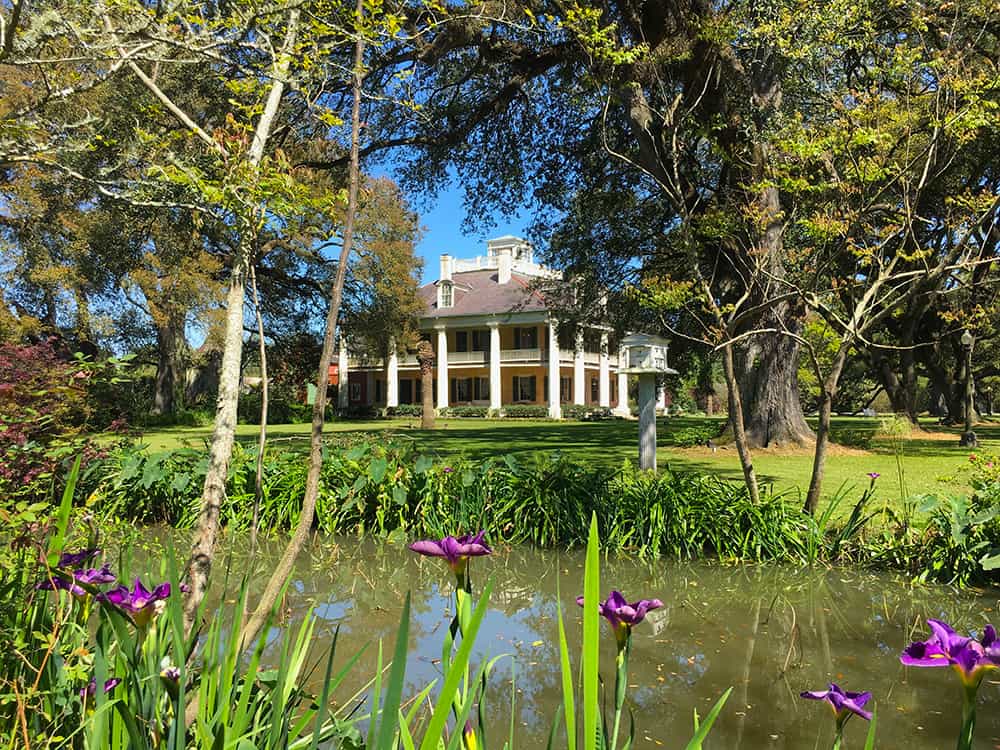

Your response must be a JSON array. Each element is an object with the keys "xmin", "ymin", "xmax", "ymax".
[
  {"xmin": 831, "ymin": 727, "xmax": 843, "ymax": 750},
  {"xmin": 610, "ymin": 632, "xmax": 630, "ymax": 750},
  {"xmin": 956, "ymin": 685, "xmax": 977, "ymax": 750}
]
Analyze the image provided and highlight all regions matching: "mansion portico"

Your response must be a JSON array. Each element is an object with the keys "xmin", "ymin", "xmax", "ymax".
[{"xmin": 337, "ymin": 236, "xmax": 662, "ymax": 417}]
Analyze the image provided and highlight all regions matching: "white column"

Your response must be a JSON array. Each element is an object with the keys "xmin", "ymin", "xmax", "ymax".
[
  {"xmin": 436, "ymin": 326, "xmax": 449, "ymax": 409},
  {"xmin": 615, "ymin": 344, "xmax": 630, "ymax": 416},
  {"xmin": 573, "ymin": 327, "xmax": 585, "ymax": 405},
  {"xmin": 548, "ymin": 319, "xmax": 561, "ymax": 419},
  {"xmin": 386, "ymin": 336, "xmax": 399, "ymax": 408},
  {"xmin": 599, "ymin": 331, "xmax": 610, "ymax": 408},
  {"xmin": 338, "ymin": 336, "xmax": 349, "ymax": 409},
  {"xmin": 489, "ymin": 322, "xmax": 502, "ymax": 412},
  {"xmin": 658, "ymin": 381, "xmax": 667, "ymax": 414},
  {"xmin": 638, "ymin": 373, "xmax": 657, "ymax": 470}
]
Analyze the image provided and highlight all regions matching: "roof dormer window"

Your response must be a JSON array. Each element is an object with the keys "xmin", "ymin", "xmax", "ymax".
[{"xmin": 439, "ymin": 280, "xmax": 454, "ymax": 308}]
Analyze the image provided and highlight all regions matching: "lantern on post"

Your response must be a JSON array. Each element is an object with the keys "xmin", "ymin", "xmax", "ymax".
[
  {"xmin": 959, "ymin": 329, "xmax": 977, "ymax": 448},
  {"xmin": 620, "ymin": 333, "xmax": 678, "ymax": 470}
]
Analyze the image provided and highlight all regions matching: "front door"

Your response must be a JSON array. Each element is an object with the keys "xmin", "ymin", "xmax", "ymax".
[{"xmin": 399, "ymin": 379, "xmax": 414, "ymax": 404}]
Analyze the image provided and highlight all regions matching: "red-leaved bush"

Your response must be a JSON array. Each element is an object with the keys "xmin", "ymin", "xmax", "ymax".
[{"xmin": 0, "ymin": 339, "xmax": 105, "ymax": 499}]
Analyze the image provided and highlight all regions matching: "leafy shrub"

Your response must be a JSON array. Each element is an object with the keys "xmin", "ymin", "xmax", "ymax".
[
  {"xmin": 667, "ymin": 424, "xmax": 719, "ymax": 447},
  {"xmin": 561, "ymin": 405, "xmax": 615, "ymax": 420},
  {"xmin": 338, "ymin": 404, "xmax": 378, "ymax": 419},
  {"xmin": 440, "ymin": 405, "xmax": 490, "ymax": 418},
  {"xmin": 0, "ymin": 340, "xmax": 132, "ymax": 501},
  {"xmin": 387, "ymin": 403, "xmax": 424, "ymax": 417},
  {"xmin": 502, "ymin": 404, "xmax": 550, "ymax": 418},
  {"xmin": 832, "ymin": 428, "xmax": 875, "ymax": 449},
  {"xmin": 84, "ymin": 442, "xmax": 821, "ymax": 563},
  {"xmin": 907, "ymin": 492, "xmax": 1000, "ymax": 586},
  {"xmin": 142, "ymin": 407, "xmax": 215, "ymax": 428},
  {"xmin": 237, "ymin": 382, "xmax": 313, "ymax": 424}
]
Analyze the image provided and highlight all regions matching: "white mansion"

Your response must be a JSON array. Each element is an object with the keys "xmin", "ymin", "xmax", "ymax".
[{"xmin": 336, "ymin": 236, "xmax": 668, "ymax": 417}]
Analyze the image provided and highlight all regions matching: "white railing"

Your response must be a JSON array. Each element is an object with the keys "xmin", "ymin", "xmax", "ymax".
[
  {"xmin": 500, "ymin": 348, "xmax": 546, "ymax": 363},
  {"xmin": 451, "ymin": 255, "xmax": 562, "ymax": 279},
  {"xmin": 448, "ymin": 351, "xmax": 488, "ymax": 365},
  {"xmin": 351, "ymin": 348, "xmax": 615, "ymax": 369},
  {"xmin": 453, "ymin": 256, "xmax": 499, "ymax": 273}
]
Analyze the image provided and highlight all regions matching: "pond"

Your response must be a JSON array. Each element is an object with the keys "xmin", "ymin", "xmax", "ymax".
[{"xmin": 141, "ymin": 533, "xmax": 1000, "ymax": 748}]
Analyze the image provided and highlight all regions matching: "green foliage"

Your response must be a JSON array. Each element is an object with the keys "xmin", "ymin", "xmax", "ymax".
[
  {"xmin": 910, "ymin": 491, "xmax": 1000, "ymax": 587},
  {"xmin": 85, "ymin": 443, "xmax": 826, "ymax": 562},
  {"xmin": 238, "ymin": 384, "xmax": 314, "ymax": 424},
  {"xmin": 560, "ymin": 405, "xmax": 614, "ymax": 420},
  {"xmin": 387, "ymin": 403, "xmax": 423, "ymax": 417},
  {"xmin": 502, "ymin": 404, "xmax": 551, "ymax": 418},
  {"xmin": 0, "ymin": 471, "xmax": 365, "ymax": 749},
  {"xmin": 666, "ymin": 424, "xmax": 720, "ymax": 448},
  {"xmin": 832, "ymin": 428, "xmax": 875, "ymax": 450},
  {"xmin": 439, "ymin": 405, "xmax": 490, "ymax": 418}
]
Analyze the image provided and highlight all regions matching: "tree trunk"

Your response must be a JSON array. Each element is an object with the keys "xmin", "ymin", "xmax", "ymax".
[
  {"xmin": 183, "ymin": 10, "xmax": 300, "ymax": 631},
  {"xmin": 417, "ymin": 340, "xmax": 435, "ymax": 429},
  {"xmin": 248, "ymin": 267, "xmax": 267, "ymax": 558},
  {"xmin": 184, "ymin": 245, "xmax": 249, "ymax": 628},
  {"xmin": 804, "ymin": 344, "xmax": 850, "ymax": 514},
  {"xmin": 152, "ymin": 315, "xmax": 184, "ymax": 416},
  {"xmin": 873, "ymin": 350, "xmax": 908, "ymax": 415},
  {"xmin": 737, "ymin": 309, "xmax": 814, "ymax": 447},
  {"xmin": 236, "ymin": 0, "xmax": 363, "ymax": 654},
  {"xmin": 721, "ymin": 340, "xmax": 760, "ymax": 504},
  {"xmin": 738, "ymin": 53, "xmax": 813, "ymax": 449}
]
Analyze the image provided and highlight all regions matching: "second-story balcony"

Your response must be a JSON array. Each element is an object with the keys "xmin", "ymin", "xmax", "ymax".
[{"xmin": 348, "ymin": 348, "xmax": 617, "ymax": 369}]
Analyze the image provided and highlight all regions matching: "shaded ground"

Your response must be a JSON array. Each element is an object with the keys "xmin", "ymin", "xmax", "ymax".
[{"xmin": 126, "ymin": 415, "xmax": 1000, "ymax": 501}]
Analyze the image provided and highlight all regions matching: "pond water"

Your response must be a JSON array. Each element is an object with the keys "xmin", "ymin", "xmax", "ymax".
[{"xmin": 143, "ymin": 533, "xmax": 1000, "ymax": 748}]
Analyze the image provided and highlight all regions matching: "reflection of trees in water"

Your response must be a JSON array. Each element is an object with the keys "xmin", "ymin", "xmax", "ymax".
[{"xmin": 130, "ymin": 532, "xmax": 999, "ymax": 747}]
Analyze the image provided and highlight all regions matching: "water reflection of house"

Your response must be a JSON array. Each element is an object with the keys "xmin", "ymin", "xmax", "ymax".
[{"xmin": 338, "ymin": 236, "xmax": 670, "ymax": 416}]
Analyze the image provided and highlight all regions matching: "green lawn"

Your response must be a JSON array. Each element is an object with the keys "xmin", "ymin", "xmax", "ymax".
[{"xmin": 128, "ymin": 415, "xmax": 1000, "ymax": 502}]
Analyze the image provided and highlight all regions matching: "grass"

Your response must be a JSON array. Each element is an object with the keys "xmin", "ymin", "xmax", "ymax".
[{"xmin": 123, "ymin": 415, "xmax": 1000, "ymax": 501}]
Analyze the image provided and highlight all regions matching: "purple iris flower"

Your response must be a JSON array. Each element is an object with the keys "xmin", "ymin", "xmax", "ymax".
[
  {"xmin": 38, "ymin": 564, "xmax": 117, "ymax": 598},
  {"xmin": 409, "ymin": 531, "xmax": 491, "ymax": 584},
  {"xmin": 75, "ymin": 564, "xmax": 117, "ymax": 586},
  {"xmin": 100, "ymin": 578, "xmax": 172, "ymax": 627},
  {"xmin": 867, "ymin": 472, "xmax": 880, "ymax": 480},
  {"xmin": 38, "ymin": 576, "xmax": 87, "ymax": 598},
  {"xmin": 576, "ymin": 591, "xmax": 663, "ymax": 647},
  {"xmin": 81, "ymin": 677, "xmax": 121, "ymax": 699},
  {"xmin": 900, "ymin": 619, "xmax": 1000, "ymax": 687},
  {"xmin": 57, "ymin": 549, "xmax": 100, "ymax": 568},
  {"xmin": 800, "ymin": 683, "xmax": 872, "ymax": 722}
]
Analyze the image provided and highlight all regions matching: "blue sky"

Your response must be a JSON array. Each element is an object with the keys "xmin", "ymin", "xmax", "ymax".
[
  {"xmin": 373, "ymin": 162, "xmax": 534, "ymax": 284},
  {"xmin": 412, "ymin": 185, "xmax": 531, "ymax": 283}
]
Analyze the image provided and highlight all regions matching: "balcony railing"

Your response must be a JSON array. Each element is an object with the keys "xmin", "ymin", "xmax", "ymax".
[
  {"xmin": 447, "ymin": 350, "xmax": 488, "ymax": 365},
  {"xmin": 500, "ymin": 348, "xmax": 546, "ymax": 363},
  {"xmin": 349, "ymin": 348, "xmax": 623, "ymax": 369}
]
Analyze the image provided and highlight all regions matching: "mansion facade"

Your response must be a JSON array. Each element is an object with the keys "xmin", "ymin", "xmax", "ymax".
[{"xmin": 337, "ymin": 236, "xmax": 666, "ymax": 417}]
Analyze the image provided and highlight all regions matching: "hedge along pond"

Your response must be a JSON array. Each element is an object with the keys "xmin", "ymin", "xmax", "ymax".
[{"xmin": 128, "ymin": 530, "xmax": 1000, "ymax": 748}]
